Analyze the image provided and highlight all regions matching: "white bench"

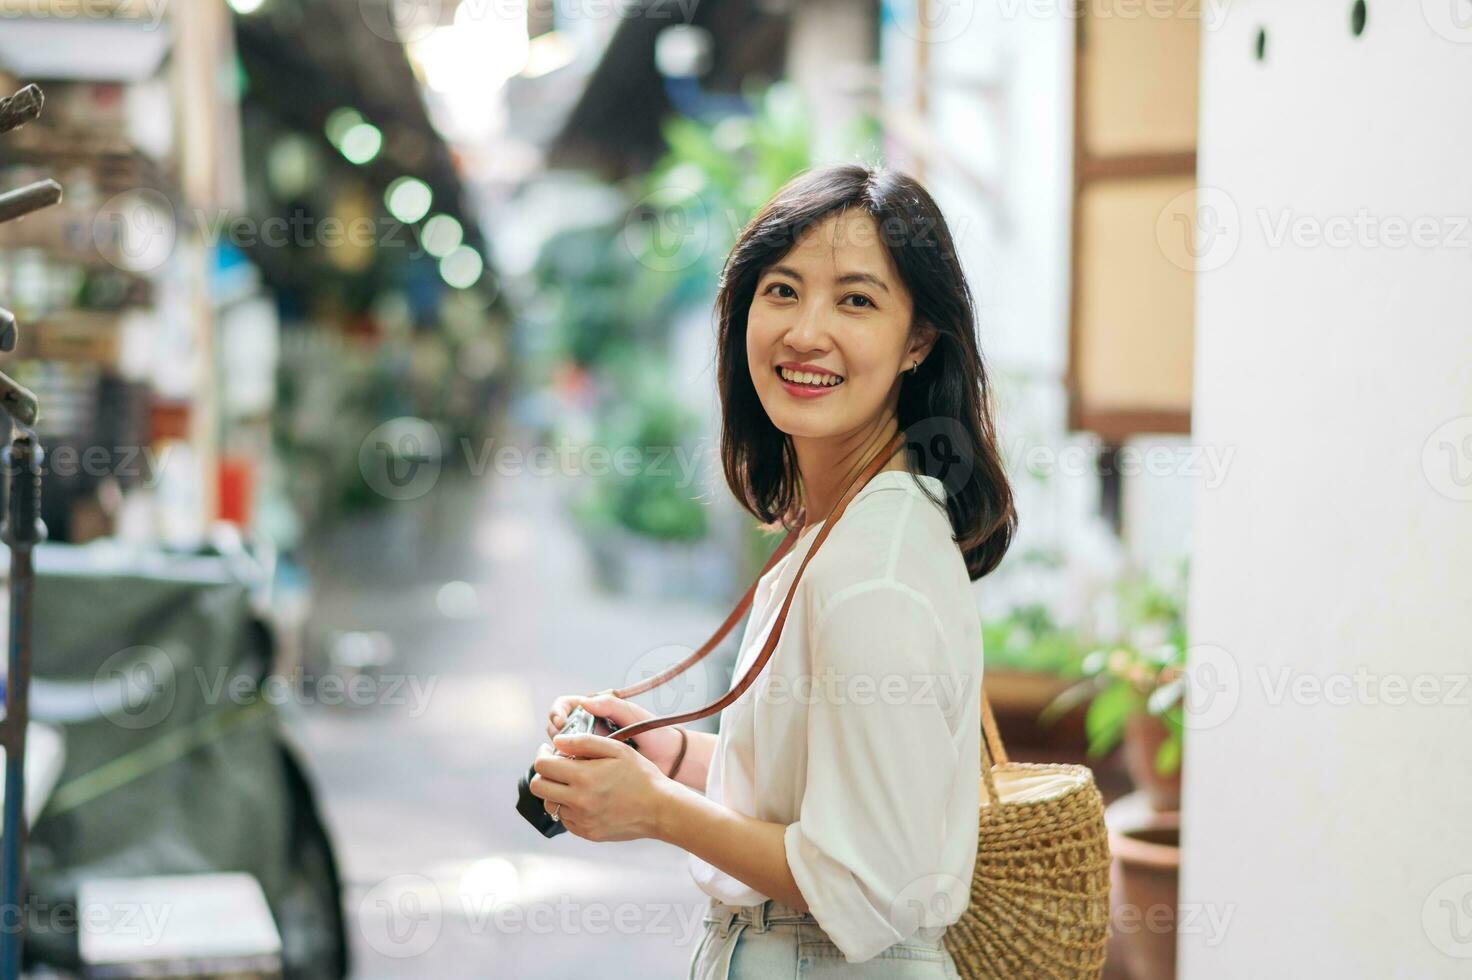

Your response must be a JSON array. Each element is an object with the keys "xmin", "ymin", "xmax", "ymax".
[{"xmin": 78, "ymin": 872, "xmax": 282, "ymax": 979}]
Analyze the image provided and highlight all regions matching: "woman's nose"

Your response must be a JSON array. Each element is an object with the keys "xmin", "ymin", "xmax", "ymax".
[{"xmin": 783, "ymin": 305, "xmax": 830, "ymax": 352}]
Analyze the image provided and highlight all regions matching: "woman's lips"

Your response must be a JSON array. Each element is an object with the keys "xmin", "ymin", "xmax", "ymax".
[{"xmin": 774, "ymin": 366, "xmax": 842, "ymax": 399}]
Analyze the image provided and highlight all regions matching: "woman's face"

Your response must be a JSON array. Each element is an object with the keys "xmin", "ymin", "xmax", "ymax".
[{"xmin": 746, "ymin": 209, "xmax": 931, "ymax": 440}]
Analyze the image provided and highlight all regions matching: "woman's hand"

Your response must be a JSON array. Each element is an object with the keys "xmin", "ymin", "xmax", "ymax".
[
  {"xmin": 527, "ymin": 731, "xmax": 674, "ymax": 842},
  {"xmin": 545, "ymin": 692, "xmax": 686, "ymax": 778}
]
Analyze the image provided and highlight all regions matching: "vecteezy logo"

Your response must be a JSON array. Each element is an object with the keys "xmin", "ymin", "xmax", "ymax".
[
  {"xmin": 93, "ymin": 645, "xmax": 178, "ymax": 731},
  {"xmin": 622, "ymin": 644, "xmax": 710, "ymax": 718},
  {"xmin": 1157, "ymin": 186, "xmax": 1240, "ymax": 273},
  {"xmin": 622, "ymin": 186, "xmax": 710, "ymax": 273},
  {"xmin": 1423, "ymin": 873, "xmax": 1472, "ymax": 957},
  {"xmin": 1422, "ymin": 416, "xmax": 1472, "ymax": 501},
  {"xmin": 1422, "ymin": 0, "xmax": 1472, "ymax": 43},
  {"xmin": 359, "ymin": 0, "xmax": 444, "ymax": 43},
  {"xmin": 358, "ymin": 417, "xmax": 443, "ymax": 501},
  {"xmin": 890, "ymin": 0, "xmax": 974, "ymax": 46},
  {"xmin": 359, "ymin": 874, "xmax": 443, "ymax": 959},
  {"xmin": 1179, "ymin": 643, "xmax": 1239, "ymax": 730},
  {"xmin": 93, "ymin": 189, "xmax": 177, "ymax": 273},
  {"xmin": 889, "ymin": 873, "xmax": 966, "ymax": 936},
  {"xmin": 904, "ymin": 417, "xmax": 975, "ymax": 497}
]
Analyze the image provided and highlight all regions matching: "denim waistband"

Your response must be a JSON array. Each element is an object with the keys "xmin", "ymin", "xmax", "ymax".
[
  {"xmin": 696, "ymin": 898, "xmax": 819, "ymax": 980},
  {"xmin": 695, "ymin": 898, "xmax": 950, "ymax": 980},
  {"xmin": 702, "ymin": 897, "xmax": 816, "ymax": 936}
]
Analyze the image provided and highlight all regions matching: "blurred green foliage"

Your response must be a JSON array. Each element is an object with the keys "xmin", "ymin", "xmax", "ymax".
[
  {"xmin": 568, "ymin": 381, "xmax": 710, "ymax": 542},
  {"xmin": 547, "ymin": 83, "xmax": 862, "ymax": 546},
  {"xmin": 1042, "ymin": 558, "xmax": 1191, "ymax": 776},
  {"xmin": 981, "ymin": 603, "xmax": 1085, "ymax": 676},
  {"xmin": 644, "ymin": 82, "xmax": 815, "ymax": 254},
  {"xmin": 533, "ymin": 222, "xmax": 675, "ymax": 373}
]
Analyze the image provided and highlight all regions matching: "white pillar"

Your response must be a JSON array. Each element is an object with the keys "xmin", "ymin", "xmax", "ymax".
[{"xmin": 1182, "ymin": 1, "xmax": 1472, "ymax": 975}]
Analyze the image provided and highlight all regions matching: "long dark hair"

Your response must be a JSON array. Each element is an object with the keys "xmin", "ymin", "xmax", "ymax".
[{"xmin": 714, "ymin": 164, "xmax": 1016, "ymax": 581}]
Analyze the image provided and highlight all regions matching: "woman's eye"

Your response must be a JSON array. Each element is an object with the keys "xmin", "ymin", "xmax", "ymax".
[
  {"xmin": 842, "ymin": 293, "xmax": 874, "ymax": 309},
  {"xmin": 765, "ymin": 282, "xmax": 797, "ymax": 300}
]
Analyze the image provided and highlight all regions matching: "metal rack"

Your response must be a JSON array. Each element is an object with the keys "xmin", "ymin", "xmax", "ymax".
[{"xmin": 0, "ymin": 81, "xmax": 58, "ymax": 980}]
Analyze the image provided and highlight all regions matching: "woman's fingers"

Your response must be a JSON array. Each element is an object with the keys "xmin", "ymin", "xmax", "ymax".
[
  {"xmin": 573, "ymin": 693, "xmax": 649, "ymax": 727},
  {"xmin": 547, "ymin": 692, "xmax": 656, "ymax": 740},
  {"xmin": 533, "ymin": 746, "xmax": 583, "ymax": 785},
  {"xmin": 552, "ymin": 732, "xmax": 626, "ymax": 759},
  {"xmin": 528, "ymin": 773, "xmax": 575, "ymax": 815},
  {"xmin": 529, "ymin": 746, "xmax": 575, "ymax": 806},
  {"xmin": 530, "ymin": 740, "xmax": 590, "ymax": 823},
  {"xmin": 546, "ymin": 694, "xmax": 581, "ymax": 739}
]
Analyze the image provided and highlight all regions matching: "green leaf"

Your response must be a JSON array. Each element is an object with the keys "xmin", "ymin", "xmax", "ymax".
[
  {"xmin": 1154, "ymin": 728, "xmax": 1183, "ymax": 775},
  {"xmin": 1083, "ymin": 682, "xmax": 1139, "ymax": 757}
]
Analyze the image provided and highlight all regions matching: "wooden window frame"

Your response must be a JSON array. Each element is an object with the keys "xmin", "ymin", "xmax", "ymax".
[{"xmin": 1065, "ymin": 16, "xmax": 1197, "ymax": 444}]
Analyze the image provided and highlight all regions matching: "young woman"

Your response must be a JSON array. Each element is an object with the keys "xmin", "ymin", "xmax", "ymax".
[{"xmin": 529, "ymin": 164, "xmax": 1015, "ymax": 978}]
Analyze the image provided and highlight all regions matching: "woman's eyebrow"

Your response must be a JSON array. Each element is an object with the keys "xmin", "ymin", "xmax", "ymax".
[{"xmin": 768, "ymin": 264, "xmax": 891, "ymax": 293}]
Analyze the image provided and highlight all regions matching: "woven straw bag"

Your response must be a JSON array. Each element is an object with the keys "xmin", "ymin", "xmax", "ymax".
[{"xmin": 942, "ymin": 687, "xmax": 1113, "ymax": 978}]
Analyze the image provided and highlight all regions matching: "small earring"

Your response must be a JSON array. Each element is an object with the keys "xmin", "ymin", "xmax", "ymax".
[{"xmin": 909, "ymin": 359, "xmax": 920, "ymax": 376}]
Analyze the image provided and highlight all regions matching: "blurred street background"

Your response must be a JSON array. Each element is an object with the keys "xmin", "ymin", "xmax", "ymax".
[{"xmin": 0, "ymin": 0, "xmax": 1468, "ymax": 978}]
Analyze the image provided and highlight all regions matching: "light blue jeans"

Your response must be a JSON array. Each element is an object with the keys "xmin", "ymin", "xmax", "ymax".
[{"xmin": 689, "ymin": 898, "xmax": 963, "ymax": 980}]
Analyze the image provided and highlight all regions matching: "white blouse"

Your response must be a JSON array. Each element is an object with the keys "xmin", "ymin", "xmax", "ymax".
[{"xmin": 689, "ymin": 469, "xmax": 984, "ymax": 963}]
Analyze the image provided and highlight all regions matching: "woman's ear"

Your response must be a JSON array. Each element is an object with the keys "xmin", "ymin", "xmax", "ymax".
[{"xmin": 907, "ymin": 320, "xmax": 939, "ymax": 369}]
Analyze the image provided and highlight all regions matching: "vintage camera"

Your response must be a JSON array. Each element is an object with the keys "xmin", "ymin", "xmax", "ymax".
[{"xmin": 516, "ymin": 705, "xmax": 637, "ymax": 838}]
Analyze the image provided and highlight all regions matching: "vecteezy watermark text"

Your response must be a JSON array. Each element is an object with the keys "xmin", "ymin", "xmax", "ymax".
[
  {"xmin": 1004, "ymin": 436, "xmax": 1237, "ymax": 489},
  {"xmin": 357, "ymin": 0, "xmax": 703, "ymax": 44},
  {"xmin": 358, "ymin": 423, "xmax": 715, "ymax": 501},
  {"xmin": 1258, "ymin": 665, "xmax": 1472, "ymax": 708},
  {"xmin": 94, "ymin": 646, "xmax": 442, "ymax": 731},
  {"xmin": 0, "ymin": 0, "xmax": 171, "ymax": 30},
  {"xmin": 40, "ymin": 444, "xmax": 170, "ymax": 485},
  {"xmin": 357, "ymin": 873, "xmax": 709, "ymax": 959},
  {"xmin": 0, "ymin": 897, "xmax": 171, "ymax": 944}
]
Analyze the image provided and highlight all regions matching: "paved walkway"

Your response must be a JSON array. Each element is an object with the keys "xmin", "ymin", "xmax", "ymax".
[{"xmin": 285, "ymin": 444, "xmax": 736, "ymax": 978}]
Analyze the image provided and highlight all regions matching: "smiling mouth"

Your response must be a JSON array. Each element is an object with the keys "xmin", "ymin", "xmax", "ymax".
[{"xmin": 775, "ymin": 366, "xmax": 845, "ymax": 389}]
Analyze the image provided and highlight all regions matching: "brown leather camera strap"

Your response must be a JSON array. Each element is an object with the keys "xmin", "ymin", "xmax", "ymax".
[{"xmin": 604, "ymin": 428, "xmax": 908, "ymax": 743}]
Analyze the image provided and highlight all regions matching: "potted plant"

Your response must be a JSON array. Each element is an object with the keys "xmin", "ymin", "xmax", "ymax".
[
  {"xmin": 1108, "ymin": 809, "xmax": 1181, "ymax": 980},
  {"xmin": 1043, "ymin": 559, "xmax": 1188, "ymax": 980},
  {"xmin": 1043, "ymin": 560, "xmax": 1187, "ymax": 811},
  {"xmin": 1044, "ymin": 642, "xmax": 1183, "ymax": 812}
]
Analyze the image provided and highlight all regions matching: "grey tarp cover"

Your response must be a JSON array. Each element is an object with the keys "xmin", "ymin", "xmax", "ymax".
[{"xmin": 20, "ymin": 542, "xmax": 347, "ymax": 977}]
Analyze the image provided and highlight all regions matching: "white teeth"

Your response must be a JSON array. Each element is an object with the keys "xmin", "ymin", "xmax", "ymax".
[{"xmin": 779, "ymin": 367, "xmax": 843, "ymax": 387}]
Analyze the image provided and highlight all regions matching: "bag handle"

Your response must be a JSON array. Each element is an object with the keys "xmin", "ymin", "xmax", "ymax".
[
  {"xmin": 978, "ymin": 686, "xmax": 1006, "ymax": 805},
  {"xmin": 601, "ymin": 429, "xmax": 908, "ymax": 743}
]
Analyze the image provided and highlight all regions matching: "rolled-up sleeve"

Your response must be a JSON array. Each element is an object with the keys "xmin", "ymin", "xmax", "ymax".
[{"xmin": 782, "ymin": 581, "xmax": 962, "ymax": 963}]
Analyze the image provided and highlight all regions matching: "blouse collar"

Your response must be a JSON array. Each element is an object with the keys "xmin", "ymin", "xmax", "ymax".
[
  {"xmin": 756, "ymin": 470, "xmax": 947, "ymax": 596},
  {"xmin": 795, "ymin": 470, "xmax": 947, "ymax": 545}
]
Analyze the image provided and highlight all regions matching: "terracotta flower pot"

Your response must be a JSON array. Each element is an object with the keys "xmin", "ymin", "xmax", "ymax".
[
  {"xmin": 1122, "ymin": 713, "xmax": 1181, "ymax": 812},
  {"xmin": 1109, "ymin": 810, "xmax": 1180, "ymax": 980},
  {"xmin": 984, "ymin": 667, "xmax": 1090, "ymax": 756}
]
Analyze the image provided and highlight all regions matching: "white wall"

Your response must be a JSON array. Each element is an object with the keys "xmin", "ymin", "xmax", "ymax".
[{"xmin": 1182, "ymin": 2, "xmax": 1472, "ymax": 975}]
